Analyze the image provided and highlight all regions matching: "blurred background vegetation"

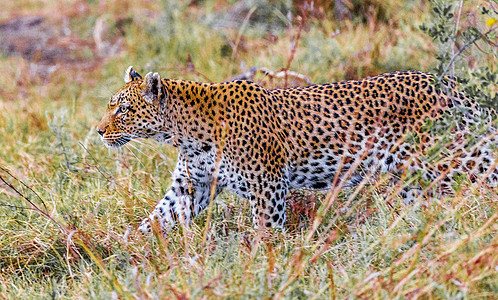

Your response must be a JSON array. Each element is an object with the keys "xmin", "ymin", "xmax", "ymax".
[{"xmin": 0, "ymin": 0, "xmax": 496, "ymax": 298}]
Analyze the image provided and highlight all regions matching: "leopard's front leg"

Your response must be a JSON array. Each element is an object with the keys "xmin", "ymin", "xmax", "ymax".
[
  {"xmin": 247, "ymin": 179, "xmax": 289, "ymax": 229},
  {"xmin": 139, "ymin": 153, "xmax": 221, "ymax": 234}
]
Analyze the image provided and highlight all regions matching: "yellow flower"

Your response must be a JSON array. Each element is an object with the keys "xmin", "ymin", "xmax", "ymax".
[{"xmin": 487, "ymin": 17, "xmax": 496, "ymax": 28}]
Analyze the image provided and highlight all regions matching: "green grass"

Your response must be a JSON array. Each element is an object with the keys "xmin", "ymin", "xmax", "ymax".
[{"xmin": 0, "ymin": 0, "xmax": 497, "ymax": 298}]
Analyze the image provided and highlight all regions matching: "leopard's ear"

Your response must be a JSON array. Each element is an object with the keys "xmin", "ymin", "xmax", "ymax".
[
  {"xmin": 141, "ymin": 72, "xmax": 167, "ymax": 105},
  {"xmin": 124, "ymin": 66, "xmax": 142, "ymax": 83}
]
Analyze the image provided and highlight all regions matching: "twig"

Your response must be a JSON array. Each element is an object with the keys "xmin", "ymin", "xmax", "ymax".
[
  {"xmin": 226, "ymin": 67, "xmax": 258, "ymax": 82},
  {"xmin": 438, "ymin": 27, "xmax": 496, "ymax": 81},
  {"xmin": 0, "ymin": 166, "xmax": 67, "ymax": 234},
  {"xmin": 449, "ymin": 1, "xmax": 464, "ymax": 79},
  {"xmin": 438, "ymin": 22, "xmax": 496, "ymax": 123},
  {"xmin": 0, "ymin": 166, "xmax": 49, "ymax": 213},
  {"xmin": 283, "ymin": 16, "xmax": 304, "ymax": 88},
  {"xmin": 227, "ymin": 66, "xmax": 313, "ymax": 85},
  {"xmin": 260, "ymin": 67, "xmax": 313, "ymax": 85},
  {"xmin": 232, "ymin": 6, "xmax": 256, "ymax": 58}
]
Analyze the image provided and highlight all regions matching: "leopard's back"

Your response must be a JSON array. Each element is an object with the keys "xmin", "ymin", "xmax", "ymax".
[{"xmin": 267, "ymin": 71, "xmax": 496, "ymax": 194}]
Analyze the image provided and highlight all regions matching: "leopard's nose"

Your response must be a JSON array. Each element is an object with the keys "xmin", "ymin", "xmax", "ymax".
[{"xmin": 96, "ymin": 127, "xmax": 106, "ymax": 136}]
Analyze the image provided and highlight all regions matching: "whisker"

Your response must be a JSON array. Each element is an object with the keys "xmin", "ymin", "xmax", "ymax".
[
  {"xmin": 124, "ymin": 144, "xmax": 146, "ymax": 168},
  {"xmin": 131, "ymin": 139, "xmax": 160, "ymax": 154},
  {"xmin": 127, "ymin": 142, "xmax": 149, "ymax": 157}
]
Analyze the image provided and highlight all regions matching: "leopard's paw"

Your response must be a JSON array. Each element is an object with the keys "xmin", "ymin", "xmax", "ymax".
[{"xmin": 138, "ymin": 217, "xmax": 153, "ymax": 234}]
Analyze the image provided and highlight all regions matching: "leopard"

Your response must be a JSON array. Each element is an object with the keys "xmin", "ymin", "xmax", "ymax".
[{"xmin": 96, "ymin": 66, "xmax": 497, "ymax": 233}]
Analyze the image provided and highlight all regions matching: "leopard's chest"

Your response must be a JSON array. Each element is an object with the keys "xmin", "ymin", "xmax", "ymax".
[{"xmin": 178, "ymin": 139, "xmax": 252, "ymax": 197}]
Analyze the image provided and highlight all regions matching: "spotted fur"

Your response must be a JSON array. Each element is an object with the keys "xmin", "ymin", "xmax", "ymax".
[{"xmin": 97, "ymin": 67, "xmax": 497, "ymax": 233}]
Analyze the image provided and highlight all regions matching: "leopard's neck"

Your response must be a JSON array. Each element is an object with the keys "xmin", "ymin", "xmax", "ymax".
[{"xmin": 160, "ymin": 79, "xmax": 224, "ymax": 145}]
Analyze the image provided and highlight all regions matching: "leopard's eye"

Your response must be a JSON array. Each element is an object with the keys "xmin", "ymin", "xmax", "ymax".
[{"xmin": 117, "ymin": 105, "xmax": 129, "ymax": 114}]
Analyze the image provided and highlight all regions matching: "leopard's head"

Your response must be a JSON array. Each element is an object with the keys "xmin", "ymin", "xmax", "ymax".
[{"xmin": 96, "ymin": 66, "xmax": 170, "ymax": 148}]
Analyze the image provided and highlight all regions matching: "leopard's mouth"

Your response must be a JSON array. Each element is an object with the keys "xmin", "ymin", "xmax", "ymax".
[{"xmin": 101, "ymin": 135, "xmax": 132, "ymax": 148}]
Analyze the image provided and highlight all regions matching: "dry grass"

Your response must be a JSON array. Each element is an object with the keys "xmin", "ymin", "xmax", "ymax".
[{"xmin": 0, "ymin": 0, "xmax": 497, "ymax": 298}]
